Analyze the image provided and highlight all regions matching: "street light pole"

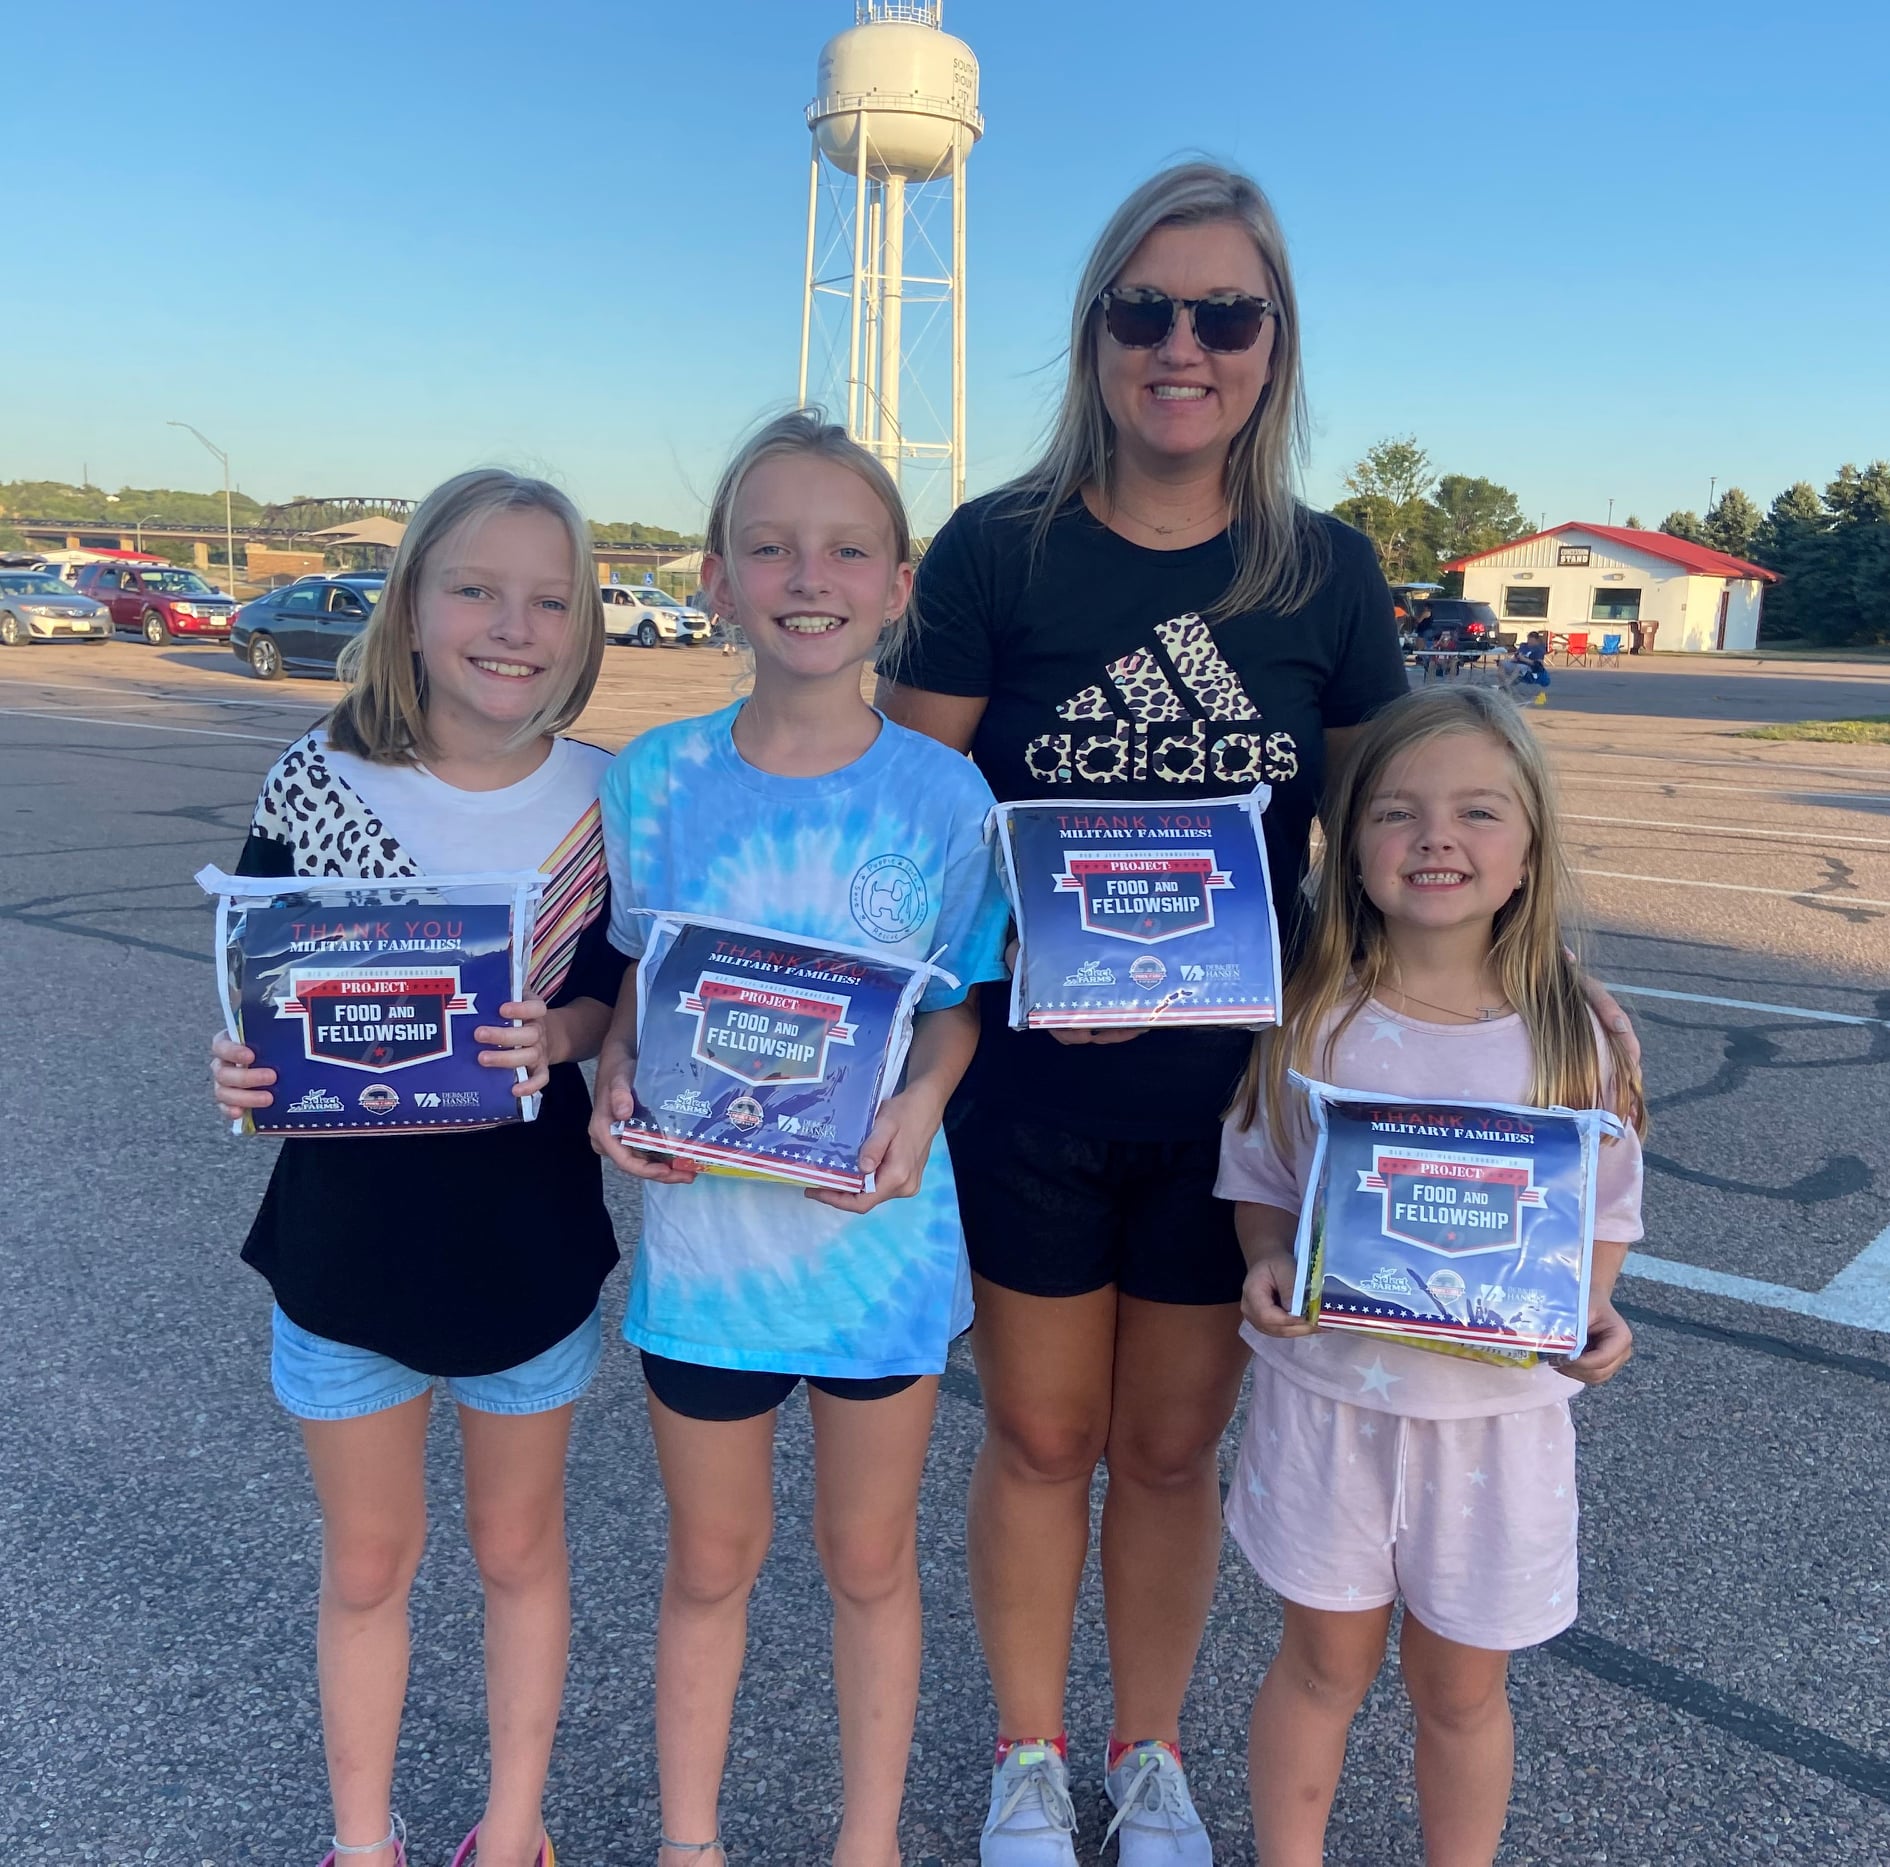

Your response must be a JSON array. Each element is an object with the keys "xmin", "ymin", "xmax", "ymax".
[
  {"xmin": 136, "ymin": 513, "xmax": 164, "ymax": 554},
  {"xmin": 168, "ymin": 421, "xmax": 236, "ymax": 594}
]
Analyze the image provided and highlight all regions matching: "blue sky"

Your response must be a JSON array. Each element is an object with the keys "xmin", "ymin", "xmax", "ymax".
[{"xmin": 5, "ymin": 0, "xmax": 1884, "ymax": 535}]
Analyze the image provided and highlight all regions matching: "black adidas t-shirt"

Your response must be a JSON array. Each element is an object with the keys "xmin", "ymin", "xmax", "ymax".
[{"xmin": 883, "ymin": 493, "xmax": 1405, "ymax": 1137}]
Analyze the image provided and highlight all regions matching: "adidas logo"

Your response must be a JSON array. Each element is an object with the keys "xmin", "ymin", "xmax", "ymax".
[{"xmin": 1025, "ymin": 614, "xmax": 1302, "ymax": 787}]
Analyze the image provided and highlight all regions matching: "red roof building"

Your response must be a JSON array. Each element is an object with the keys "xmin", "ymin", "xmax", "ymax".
[{"xmin": 1441, "ymin": 523, "xmax": 1776, "ymax": 654}]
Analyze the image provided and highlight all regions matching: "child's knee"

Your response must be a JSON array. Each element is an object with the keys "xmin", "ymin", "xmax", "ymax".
[
  {"xmin": 667, "ymin": 1517, "xmax": 772, "ymax": 1608},
  {"xmin": 1273, "ymin": 1615, "xmax": 1386, "ymax": 1715},
  {"xmin": 321, "ymin": 1527, "xmax": 424, "ymax": 1614},
  {"xmin": 467, "ymin": 1507, "xmax": 567, "ymax": 1593},
  {"xmin": 1403, "ymin": 1652, "xmax": 1511, "ymax": 1733},
  {"xmin": 814, "ymin": 1517, "xmax": 916, "ymax": 1608}
]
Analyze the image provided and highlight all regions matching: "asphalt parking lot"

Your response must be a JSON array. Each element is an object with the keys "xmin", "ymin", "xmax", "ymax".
[{"xmin": 3, "ymin": 640, "xmax": 1887, "ymax": 1866}]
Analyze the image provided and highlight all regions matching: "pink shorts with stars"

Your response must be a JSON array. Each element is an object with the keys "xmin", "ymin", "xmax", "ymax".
[{"xmin": 1226, "ymin": 1353, "xmax": 1580, "ymax": 1651}]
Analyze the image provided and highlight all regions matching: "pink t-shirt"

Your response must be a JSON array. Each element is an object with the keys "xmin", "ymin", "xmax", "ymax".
[{"xmin": 1216, "ymin": 999, "xmax": 1645, "ymax": 1420}]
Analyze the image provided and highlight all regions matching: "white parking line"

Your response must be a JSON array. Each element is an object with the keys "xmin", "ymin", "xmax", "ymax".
[
  {"xmin": 1569, "ymin": 813, "xmax": 1890, "ymax": 850},
  {"xmin": 0, "ymin": 677, "xmax": 325, "ymax": 710},
  {"xmin": 1561, "ymin": 775, "xmax": 1890, "ymax": 805},
  {"xmin": 1577, "ymin": 868, "xmax": 1890, "ymax": 911},
  {"xmin": 1626, "ymin": 1224, "xmax": 1890, "ymax": 1336},
  {"xmin": 0, "ymin": 706, "xmax": 284, "ymax": 744},
  {"xmin": 1606, "ymin": 984, "xmax": 1890, "ymax": 1028}
]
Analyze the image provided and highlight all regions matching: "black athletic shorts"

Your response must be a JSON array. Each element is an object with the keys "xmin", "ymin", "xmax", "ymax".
[
  {"xmin": 639, "ymin": 1351, "xmax": 922, "ymax": 1423},
  {"xmin": 945, "ymin": 1098, "xmax": 1246, "ymax": 1306}
]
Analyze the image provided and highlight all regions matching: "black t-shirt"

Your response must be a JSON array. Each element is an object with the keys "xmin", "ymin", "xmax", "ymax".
[
  {"xmin": 883, "ymin": 492, "xmax": 1406, "ymax": 1137},
  {"xmin": 232, "ymin": 735, "xmax": 625, "ymax": 1376}
]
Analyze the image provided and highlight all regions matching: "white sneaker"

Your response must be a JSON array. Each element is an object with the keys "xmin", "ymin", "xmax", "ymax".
[
  {"xmin": 1103, "ymin": 1742, "xmax": 1213, "ymax": 1865},
  {"xmin": 980, "ymin": 1743, "xmax": 1079, "ymax": 1867}
]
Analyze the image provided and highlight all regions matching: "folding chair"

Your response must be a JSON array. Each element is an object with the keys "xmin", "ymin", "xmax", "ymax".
[
  {"xmin": 1562, "ymin": 630, "xmax": 1592, "ymax": 666},
  {"xmin": 1548, "ymin": 632, "xmax": 1569, "ymax": 662},
  {"xmin": 1596, "ymin": 632, "xmax": 1623, "ymax": 668}
]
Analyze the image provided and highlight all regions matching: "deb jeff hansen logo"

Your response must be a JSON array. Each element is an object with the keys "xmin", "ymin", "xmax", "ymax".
[
  {"xmin": 1356, "ymin": 1149, "xmax": 1545, "ymax": 1255},
  {"xmin": 275, "ymin": 966, "xmax": 477, "ymax": 1072},
  {"xmin": 678, "ymin": 971, "xmax": 858, "ymax": 1086}
]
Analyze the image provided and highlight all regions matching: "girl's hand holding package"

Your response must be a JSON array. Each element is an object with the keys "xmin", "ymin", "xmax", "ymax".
[
  {"xmin": 588, "ymin": 1049, "xmax": 700, "ymax": 1184},
  {"xmin": 805, "ymin": 1084, "xmax": 941, "ymax": 1214},
  {"xmin": 210, "ymin": 1029, "xmax": 275, "ymax": 1121},
  {"xmin": 1241, "ymin": 1248, "xmax": 1317, "ymax": 1339},
  {"xmin": 1560, "ymin": 1294, "xmax": 1634, "ymax": 1386},
  {"xmin": 475, "ymin": 997, "xmax": 552, "ymax": 1099}
]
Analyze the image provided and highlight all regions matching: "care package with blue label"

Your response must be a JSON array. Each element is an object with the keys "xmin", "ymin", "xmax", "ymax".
[
  {"xmin": 197, "ymin": 867, "xmax": 544, "ymax": 1137},
  {"xmin": 988, "ymin": 789, "xmax": 1282, "ymax": 1031},
  {"xmin": 1287, "ymin": 1073, "xmax": 1626, "ymax": 1362},
  {"xmin": 614, "ymin": 912, "xmax": 956, "ymax": 1193}
]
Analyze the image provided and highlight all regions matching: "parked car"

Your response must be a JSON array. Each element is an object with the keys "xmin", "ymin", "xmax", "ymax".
[
  {"xmin": 232, "ymin": 574, "xmax": 386, "ymax": 680},
  {"xmin": 0, "ymin": 570, "xmax": 113, "ymax": 646},
  {"xmin": 71, "ymin": 561, "xmax": 239, "ymax": 644},
  {"xmin": 600, "ymin": 583, "xmax": 713, "ymax": 647}
]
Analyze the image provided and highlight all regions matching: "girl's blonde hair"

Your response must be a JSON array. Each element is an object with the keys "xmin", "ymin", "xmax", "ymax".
[
  {"xmin": 328, "ymin": 468, "xmax": 606, "ymax": 763},
  {"xmin": 703, "ymin": 408, "xmax": 915, "ymax": 662},
  {"xmin": 1000, "ymin": 161, "xmax": 1326, "ymax": 618},
  {"xmin": 1233, "ymin": 685, "xmax": 1645, "ymax": 1141}
]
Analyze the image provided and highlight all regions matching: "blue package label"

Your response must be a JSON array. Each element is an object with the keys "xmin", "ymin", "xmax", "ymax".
[
  {"xmin": 1290, "ymin": 1077, "xmax": 1621, "ymax": 1359},
  {"xmin": 992, "ymin": 790, "xmax": 1282, "ymax": 1029},
  {"xmin": 622, "ymin": 916, "xmax": 939, "ymax": 1192},
  {"xmin": 198, "ymin": 869, "xmax": 541, "ymax": 1136}
]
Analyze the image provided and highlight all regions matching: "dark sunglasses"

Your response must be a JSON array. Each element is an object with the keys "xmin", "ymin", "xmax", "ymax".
[{"xmin": 1097, "ymin": 286, "xmax": 1276, "ymax": 354}]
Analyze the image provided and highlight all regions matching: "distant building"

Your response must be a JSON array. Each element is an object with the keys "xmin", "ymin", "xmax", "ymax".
[{"xmin": 1442, "ymin": 523, "xmax": 1778, "ymax": 653}]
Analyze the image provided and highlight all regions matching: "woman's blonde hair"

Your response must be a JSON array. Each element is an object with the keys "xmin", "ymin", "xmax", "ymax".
[
  {"xmin": 1001, "ymin": 161, "xmax": 1326, "ymax": 618},
  {"xmin": 1232, "ymin": 685, "xmax": 1645, "ymax": 1141},
  {"xmin": 327, "ymin": 468, "xmax": 606, "ymax": 763},
  {"xmin": 703, "ymin": 407, "xmax": 915, "ymax": 662}
]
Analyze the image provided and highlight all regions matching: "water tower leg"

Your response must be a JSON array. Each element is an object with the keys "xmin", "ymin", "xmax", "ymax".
[
  {"xmin": 952, "ymin": 124, "xmax": 968, "ymax": 512},
  {"xmin": 799, "ymin": 140, "xmax": 819, "ymax": 409},
  {"xmin": 848, "ymin": 122, "xmax": 869, "ymax": 441},
  {"xmin": 881, "ymin": 173, "xmax": 905, "ymax": 485},
  {"xmin": 866, "ymin": 187, "xmax": 884, "ymax": 448}
]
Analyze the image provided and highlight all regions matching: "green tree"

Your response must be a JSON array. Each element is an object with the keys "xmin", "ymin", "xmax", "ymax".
[
  {"xmin": 1659, "ymin": 509, "xmax": 1705, "ymax": 542},
  {"xmin": 1702, "ymin": 487, "xmax": 1761, "ymax": 559},
  {"xmin": 1423, "ymin": 474, "xmax": 1531, "ymax": 565},
  {"xmin": 1338, "ymin": 437, "xmax": 1436, "ymax": 579},
  {"xmin": 1624, "ymin": 514, "xmax": 1646, "ymax": 528},
  {"xmin": 1823, "ymin": 460, "xmax": 1890, "ymax": 526}
]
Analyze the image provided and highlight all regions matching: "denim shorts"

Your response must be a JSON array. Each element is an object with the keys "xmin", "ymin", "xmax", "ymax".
[{"xmin": 271, "ymin": 1304, "xmax": 604, "ymax": 1423}]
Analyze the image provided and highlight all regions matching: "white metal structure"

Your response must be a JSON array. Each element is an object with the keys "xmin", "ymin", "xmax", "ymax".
[{"xmin": 799, "ymin": 1, "xmax": 982, "ymax": 530}]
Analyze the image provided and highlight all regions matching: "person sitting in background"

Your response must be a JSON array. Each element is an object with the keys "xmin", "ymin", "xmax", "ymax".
[{"xmin": 1500, "ymin": 630, "xmax": 1552, "ymax": 705}]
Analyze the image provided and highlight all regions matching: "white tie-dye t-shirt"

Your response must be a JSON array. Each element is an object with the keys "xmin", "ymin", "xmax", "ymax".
[{"xmin": 601, "ymin": 704, "xmax": 1011, "ymax": 1378}]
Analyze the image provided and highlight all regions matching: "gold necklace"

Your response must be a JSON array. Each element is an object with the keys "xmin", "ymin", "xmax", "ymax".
[
  {"xmin": 1388, "ymin": 978, "xmax": 1511, "ymax": 1023},
  {"xmin": 1105, "ymin": 496, "xmax": 1227, "ymax": 538}
]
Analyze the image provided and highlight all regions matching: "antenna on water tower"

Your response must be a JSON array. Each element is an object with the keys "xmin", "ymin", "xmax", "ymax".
[{"xmin": 800, "ymin": 0, "xmax": 983, "ymax": 529}]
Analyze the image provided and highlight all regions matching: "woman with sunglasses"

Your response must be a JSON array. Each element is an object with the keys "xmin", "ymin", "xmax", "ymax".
[{"xmin": 877, "ymin": 163, "xmax": 1409, "ymax": 1867}]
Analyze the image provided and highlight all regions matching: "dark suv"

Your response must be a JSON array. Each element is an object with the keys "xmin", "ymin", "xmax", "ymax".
[
  {"xmin": 72, "ymin": 561, "xmax": 238, "ymax": 644},
  {"xmin": 232, "ymin": 575, "xmax": 386, "ymax": 679},
  {"xmin": 1412, "ymin": 598, "xmax": 1502, "ymax": 655}
]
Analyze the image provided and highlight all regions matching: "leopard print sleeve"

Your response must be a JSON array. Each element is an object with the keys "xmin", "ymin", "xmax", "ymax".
[{"xmin": 251, "ymin": 733, "xmax": 419, "ymax": 880}]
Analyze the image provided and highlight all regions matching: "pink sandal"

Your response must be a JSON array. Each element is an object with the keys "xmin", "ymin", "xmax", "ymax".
[
  {"xmin": 318, "ymin": 1814, "xmax": 406, "ymax": 1867},
  {"xmin": 448, "ymin": 1826, "xmax": 556, "ymax": 1867}
]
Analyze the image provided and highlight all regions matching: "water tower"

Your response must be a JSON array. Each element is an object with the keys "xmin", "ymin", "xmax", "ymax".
[{"xmin": 799, "ymin": 1, "xmax": 982, "ymax": 526}]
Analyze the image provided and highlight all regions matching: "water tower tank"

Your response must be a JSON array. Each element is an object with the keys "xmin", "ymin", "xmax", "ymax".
[{"xmin": 809, "ymin": 6, "xmax": 982, "ymax": 180}]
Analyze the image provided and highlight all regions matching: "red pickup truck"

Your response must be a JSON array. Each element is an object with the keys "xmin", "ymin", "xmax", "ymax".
[{"xmin": 71, "ymin": 561, "xmax": 238, "ymax": 644}]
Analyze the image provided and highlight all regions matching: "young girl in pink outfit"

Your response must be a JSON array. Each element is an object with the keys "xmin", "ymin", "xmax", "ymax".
[{"xmin": 1220, "ymin": 684, "xmax": 1646, "ymax": 1867}]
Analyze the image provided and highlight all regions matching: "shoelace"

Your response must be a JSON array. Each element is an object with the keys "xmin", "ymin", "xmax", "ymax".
[
  {"xmin": 1102, "ymin": 1751, "xmax": 1194, "ymax": 1847},
  {"xmin": 994, "ymin": 1755, "xmax": 1077, "ymax": 1835}
]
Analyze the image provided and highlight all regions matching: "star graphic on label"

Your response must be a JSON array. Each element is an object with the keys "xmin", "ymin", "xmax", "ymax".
[
  {"xmin": 1344, "ymin": 1585, "xmax": 1361, "ymax": 1602},
  {"xmin": 1245, "ymin": 1469, "xmax": 1270, "ymax": 1506},
  {"xmin": 1467, "ymin": 1467, "xmax": 1489, "ymax": 1488},
  {"xmin": 1268, "ymin": 1425, "xmax": 1281, "ymax": 1447},
  {"xmin": 1359, "ymin": 1419, "xmax": 1378, "ymax": 1440},
  {"xmin": 1554, "ymin": 1483, "xmax": 1567, "ymax": 1499},
  {"xmin": 1424, "ymin": 1480, "xmax": 1437, "ymax": 1495},
  {"xmin": 1548, "ymin": 1589, "xmax": 1564, "ymax": 1608},
  {"xmin": 1346, "ymin": 1451, "xmax": 1358, "ymax": 1465},
  {"xmin": 1366, "ymin": 1014, "xmax": 1405, "ymax": 1046},
  {"xmin": 1461, "ymin": 1504, "xmax": 1475, "ymax": 1519},
  {"xmin": 1314, "ymin": 1407, "xmax": 1334, "ymax": 1426},
  {"xmin": 1356, "ymin": 1357, "xmax": 1402, "ymax": 1398}
]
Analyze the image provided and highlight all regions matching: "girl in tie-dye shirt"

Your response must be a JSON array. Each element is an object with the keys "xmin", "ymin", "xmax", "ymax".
[{"xmin": 590, "ymin": 412, "xmax": 1008, "ymax": 1867}]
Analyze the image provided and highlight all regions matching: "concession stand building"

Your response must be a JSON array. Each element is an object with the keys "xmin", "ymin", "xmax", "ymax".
[{"xmin": 1443, "ymin": 523, "xmax": 1778, "ymax": 654}]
